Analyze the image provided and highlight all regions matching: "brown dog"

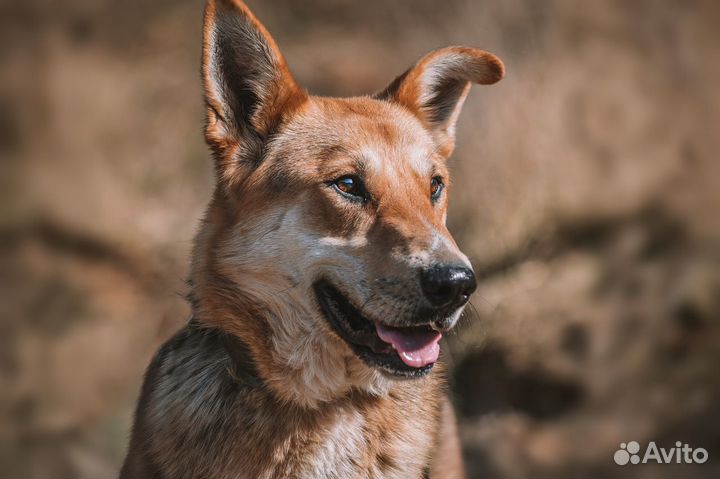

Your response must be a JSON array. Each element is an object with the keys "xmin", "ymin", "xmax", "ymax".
[{"xmin": 120, "ymin": 1, "xmax": 503, "ymax": 477}]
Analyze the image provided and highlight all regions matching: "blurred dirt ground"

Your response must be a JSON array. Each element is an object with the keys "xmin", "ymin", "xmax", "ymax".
[{"xmin": 1, "ymin": 0, "xmax": 719, "ymax": 477}]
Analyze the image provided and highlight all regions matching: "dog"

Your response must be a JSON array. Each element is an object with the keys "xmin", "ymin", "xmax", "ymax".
[{"xmin": 120, "ymin": 1, "xmax": 503, "ymax": 477}]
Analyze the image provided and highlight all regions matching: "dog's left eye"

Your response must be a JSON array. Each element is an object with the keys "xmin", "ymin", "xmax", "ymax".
[
  {"xmin": 430, "ymin": 176, "xmax": 444, "ymax": 201},
  {"xmin": 331, "ymin": 175, "xmax": 368, "ymax": 202}
]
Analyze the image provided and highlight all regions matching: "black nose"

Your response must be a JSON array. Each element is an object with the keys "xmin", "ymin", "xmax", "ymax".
[{"xmin": 420, "ymin": 264, "xmax": 477, "ymax": 308}]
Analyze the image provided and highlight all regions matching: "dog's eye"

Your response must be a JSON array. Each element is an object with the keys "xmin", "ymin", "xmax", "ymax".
[
  {"xmin": 430, "ymin": 176, "xmax": 444, "ymax": 201},
  {"xmin": 332, "ymin": 175, "xmax": 368, "ymax": 202}
]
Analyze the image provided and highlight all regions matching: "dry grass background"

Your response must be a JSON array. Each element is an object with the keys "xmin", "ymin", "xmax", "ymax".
[{"xmin": 1, "ymin": 0, "xmax": 719, "ymax": 477}]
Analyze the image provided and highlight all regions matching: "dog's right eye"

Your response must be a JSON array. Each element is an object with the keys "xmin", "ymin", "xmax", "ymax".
[{"xmin": 331, "ymin": 175, "xmax": 368, "ymax": 202}]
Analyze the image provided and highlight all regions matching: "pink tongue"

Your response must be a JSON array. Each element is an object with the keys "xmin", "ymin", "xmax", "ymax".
[{"xmin": 375, "ymin": 323, "xmax": 441, "ymax": 368}]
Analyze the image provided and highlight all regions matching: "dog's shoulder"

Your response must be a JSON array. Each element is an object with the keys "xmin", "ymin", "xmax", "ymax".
[{"xmin": 122, "ymin": 321, "xmax": 272, "ymax": 478}]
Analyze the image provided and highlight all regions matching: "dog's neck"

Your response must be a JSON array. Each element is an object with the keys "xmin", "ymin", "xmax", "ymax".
[
  {"xmin": 216, "ymin": 321, "xmax": 264, "ymax": 386},
  {"xmin": 188, "ymin": 276, "xmax": 397, "ymax": 408}
]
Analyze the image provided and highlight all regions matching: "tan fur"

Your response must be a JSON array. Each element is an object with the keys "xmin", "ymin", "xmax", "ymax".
[{"xmin": 121, "ymin": 1, "xmax": 503, "ymax": 477}]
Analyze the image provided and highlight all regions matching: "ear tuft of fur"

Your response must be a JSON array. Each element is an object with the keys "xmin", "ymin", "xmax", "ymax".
[{"xmin": 378, "ymin": 46, "xmax": 504, "ymax": 157}]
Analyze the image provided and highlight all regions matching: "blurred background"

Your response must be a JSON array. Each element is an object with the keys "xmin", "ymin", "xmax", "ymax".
[{"xmin": 1, "ymin": 0, "xmax": 719, "ymax": 477}]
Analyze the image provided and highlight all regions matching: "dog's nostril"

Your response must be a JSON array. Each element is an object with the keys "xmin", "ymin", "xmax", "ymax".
[{"xmin": 420, "ymin": 265, "xmax": 477, "ymax": 308}]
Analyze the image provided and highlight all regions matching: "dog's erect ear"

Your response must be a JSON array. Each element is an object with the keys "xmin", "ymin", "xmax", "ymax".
[
  {"xmin": 202, "ymin": 0, "xmax": 306, "ymax": 185},
  {"xmin": 377, "ymin": 47, "xmax": 504, "ymax": 158}
]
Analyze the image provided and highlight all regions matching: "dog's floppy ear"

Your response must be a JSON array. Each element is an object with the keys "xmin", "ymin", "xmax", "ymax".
[
  {"xmin": 377, "ymin": 46, "xmax": 504, "ymax": 158},
  {"xmin": 202, "ymin": 0, "xmax": 306, "ymax": 185}
]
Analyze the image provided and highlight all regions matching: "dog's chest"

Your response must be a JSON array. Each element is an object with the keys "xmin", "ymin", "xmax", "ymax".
[{"xmin": 262, "ymin": 406, "xmax": 435, "ymax": 479}]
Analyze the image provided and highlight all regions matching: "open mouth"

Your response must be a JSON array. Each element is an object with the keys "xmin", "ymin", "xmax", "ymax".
[{"xmin": 313, "ymin": 279, "xmax": 442, "ymax": 378}]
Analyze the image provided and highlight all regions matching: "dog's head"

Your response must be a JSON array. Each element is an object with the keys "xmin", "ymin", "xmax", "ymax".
[{"xmin": 193, "ymin": 0, "xmax": 504, "ymax": 406}]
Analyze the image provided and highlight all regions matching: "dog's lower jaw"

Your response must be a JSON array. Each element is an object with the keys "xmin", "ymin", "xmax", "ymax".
[{"xmin": 267, "ymin": 300, "xmax": 396, "ymax": 408}]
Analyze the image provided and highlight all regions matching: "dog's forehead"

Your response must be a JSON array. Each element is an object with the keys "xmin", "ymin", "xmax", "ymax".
[{"xmin": 291, "ymin": 97, "xmax": 439, "ymax": 177}]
